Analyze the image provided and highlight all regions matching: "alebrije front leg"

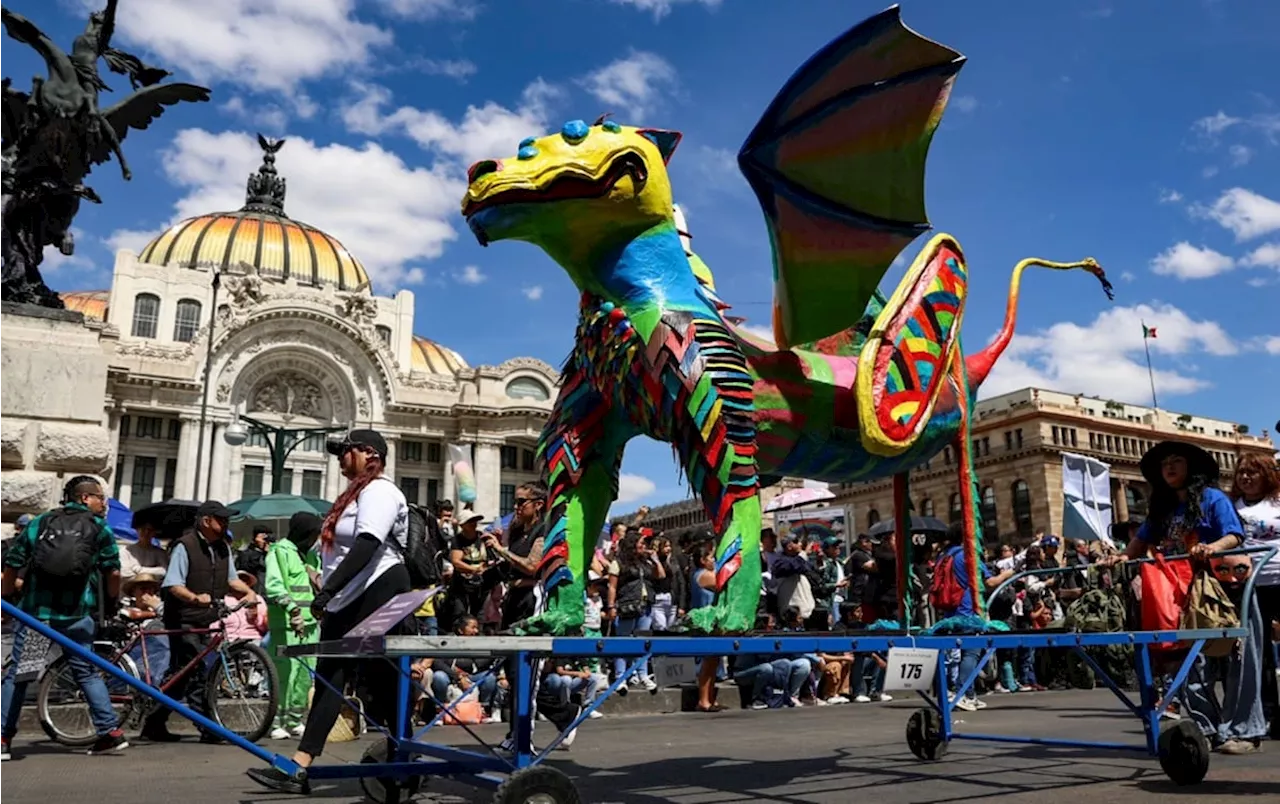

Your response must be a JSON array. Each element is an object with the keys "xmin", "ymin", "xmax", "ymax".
[
  {"xmin": 687, "ymin": 494, "xmax": 762, "ymax": 633},
  {"xmin": 515, "ymin": 373, "xmax": 622, "ymax": 636}
]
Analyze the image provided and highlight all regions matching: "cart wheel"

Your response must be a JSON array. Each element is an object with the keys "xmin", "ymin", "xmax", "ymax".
[
  {"xmin": 1158, "ymin": 720, "xmax": 1210, "ymax": 786},
  {"xmin": 492, "ymin": 766, "xmax": 581, "ymax": 804},
  {"xmin": 359, "ymin": 740, "xmax": 423, "ymax": 803},
  {"xmin": 906, "ymin": 707, "xmax": 948, "ymax": 761}
]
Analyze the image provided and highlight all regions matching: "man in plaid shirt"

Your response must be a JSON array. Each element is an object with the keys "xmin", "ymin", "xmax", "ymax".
[{"xmin": 1, "ymin": 476, "xmax": 127, "ymax": 759}]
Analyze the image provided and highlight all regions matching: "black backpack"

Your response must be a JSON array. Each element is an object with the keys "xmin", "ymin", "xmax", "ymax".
[
  {"xmin": 32, "ymin": 507, "xmax": 99, "ymax": 578},
  {"xmin": 403, "ymin": 504, "xmax": 448, "ymax": 589}
]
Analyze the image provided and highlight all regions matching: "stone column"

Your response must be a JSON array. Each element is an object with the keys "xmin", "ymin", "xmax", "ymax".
[
  {"xmin": 207, "ymin": 424, "xmax": 229, "ymax": 501},
  {"xmin": 472, "ymin": 440, "xmax": 501, "ymax": 515},
  {"xmin": 119, "ymin": 454, "xmax": 135, "ymax": 508},
  {"xmin": 325, "ymin": 455, "xmax": 343, "ymax": 500},
  {"xmin": 442, "ymin": 449, "xmax": 455, "ymax": 506},
  {"xmin": 384, "ymin": 438, "xmax": 397, "ymax": 481},
  {"xmin": 174, "ymin": 416, "xmax": 199, "ymax": 501},
  {"xmin": 1114, "ymin": 478, "xmax": 1130, "ymax": 523}
]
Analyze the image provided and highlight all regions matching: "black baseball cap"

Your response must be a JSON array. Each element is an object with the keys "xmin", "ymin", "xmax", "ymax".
[
  {"xmin": 197, "ymin": 500, "xmax": 238, "ymax": 520},
  {"xmin": 326, "ymin": 428, "xmax": 388, "ymax": 461}
]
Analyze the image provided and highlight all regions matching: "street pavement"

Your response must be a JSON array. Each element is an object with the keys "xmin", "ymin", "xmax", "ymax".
[{"xmin": 2, "ymin": 689, "xmax": 1276, "ymax": 803}]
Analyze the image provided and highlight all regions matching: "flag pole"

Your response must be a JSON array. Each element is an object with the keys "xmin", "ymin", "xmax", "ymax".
[{"xmin": 1142, "ymin": 321, "xmax": 1159, "ymax": 409}]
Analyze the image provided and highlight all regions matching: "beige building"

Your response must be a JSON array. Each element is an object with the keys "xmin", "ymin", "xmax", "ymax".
[
  {"xmin": 830, "ymin": 387, "xmax": 1274, "ymax": 547},
  {"xmin": 2, "ymin": 140, "xmax": 558, "ymax": 527}
]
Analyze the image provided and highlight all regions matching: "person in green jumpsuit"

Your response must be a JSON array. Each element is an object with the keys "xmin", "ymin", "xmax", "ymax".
[{"xmin": 264, "ymin": 512, "xmax": 322, "ymax": 739}]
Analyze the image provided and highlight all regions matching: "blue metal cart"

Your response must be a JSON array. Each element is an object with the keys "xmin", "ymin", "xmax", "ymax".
[{"xmin": 3, "ymin": 546, "xmax": 1272, "ymax": 802}]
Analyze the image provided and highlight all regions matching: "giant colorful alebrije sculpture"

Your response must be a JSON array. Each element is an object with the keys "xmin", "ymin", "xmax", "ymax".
[{"xmin": 461, "ymin": 6, "xmax": 1113, "ymax": 634}]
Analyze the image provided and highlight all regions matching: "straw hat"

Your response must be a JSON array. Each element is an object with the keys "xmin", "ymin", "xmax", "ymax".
[{"xmin": 122, "ymin": 573, "xmax": 162, "ymax": 594}]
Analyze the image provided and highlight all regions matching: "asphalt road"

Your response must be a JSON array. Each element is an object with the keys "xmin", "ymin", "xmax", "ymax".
[{"xmin": 2, "ymin": 690, "xmax": 1276, "ymax": 803}]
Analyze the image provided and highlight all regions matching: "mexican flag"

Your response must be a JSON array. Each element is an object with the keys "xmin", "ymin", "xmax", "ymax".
[{"xmin": 1142, "ymin": 324, "xmax": 1157, "ymax": 339}]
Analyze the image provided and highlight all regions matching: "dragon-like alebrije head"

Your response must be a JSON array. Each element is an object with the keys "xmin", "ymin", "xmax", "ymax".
[{"xmin": 462, "ymin": 116, "xmax": 681, "ymax": 272}]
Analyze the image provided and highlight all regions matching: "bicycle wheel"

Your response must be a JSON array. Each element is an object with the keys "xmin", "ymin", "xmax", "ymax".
[
  {"xmin": 37, "ymin": 647, "xmax": 138, "ymax": 746},
  {"xmin": 204, "ymin": 641, "xmax": 278, "ymax": 743}
]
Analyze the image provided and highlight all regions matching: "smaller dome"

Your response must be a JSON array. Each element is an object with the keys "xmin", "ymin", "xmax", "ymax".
[
  {"xmin": 61, "ymin": 290, "xmax": 109, "ymax": 321},
  {"xmin": 411, "ymin": 335, "xmax": 468, "ymax": 376}
]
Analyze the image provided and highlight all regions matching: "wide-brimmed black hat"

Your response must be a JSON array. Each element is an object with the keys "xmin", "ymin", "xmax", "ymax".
[
  {"xmin": 1139, "ymin": 440, "xmax": 1219, "ymax": 488},
  {"xmin": 326, "ymin": 428, "xmax": 388, "ymax": 461}
]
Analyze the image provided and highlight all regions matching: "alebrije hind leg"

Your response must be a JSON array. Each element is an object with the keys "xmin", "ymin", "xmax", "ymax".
[
  {"xmin": 515, "ymin": 375, "xmax": 624, "ymax": 636},
  {"xmin": 951, "ymin": 361, "xmax": 987, "ymax": 619}
]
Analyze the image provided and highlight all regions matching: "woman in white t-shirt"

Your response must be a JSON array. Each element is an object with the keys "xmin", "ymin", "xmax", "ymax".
[
  {"xmin": 247, "ymin": 429, "xmax": 409, "ymax": 794},
  {"xmin": 1230, "ymin": 453, "xmax": 1280, "ymax": 737}
]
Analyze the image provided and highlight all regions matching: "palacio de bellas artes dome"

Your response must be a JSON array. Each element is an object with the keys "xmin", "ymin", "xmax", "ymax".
[{"xmin": 1, "ymin": 140, "xmax": 559, "ymax": 529}]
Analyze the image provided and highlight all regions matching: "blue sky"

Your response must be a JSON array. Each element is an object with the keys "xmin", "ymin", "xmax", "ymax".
[{"xmin": 9, "ymin": 0, "xmax": 1278, "ymax": 512}]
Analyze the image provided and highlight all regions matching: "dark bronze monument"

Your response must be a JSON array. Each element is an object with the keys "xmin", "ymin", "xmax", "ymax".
[{"xmin": 2, "ymin": 0, "xmax": 211, "ymax": 307}]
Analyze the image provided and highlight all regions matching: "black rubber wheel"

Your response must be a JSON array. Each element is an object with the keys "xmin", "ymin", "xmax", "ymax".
[
  {"xmin": 905, "ymin": 707, "xmax": 948, "ymax": 761},
  {"xmin": 204, "ymin": 641, "xmax": 278, "ymax": 743},
  {"xmin": 492, "ymin": 766, "xmax": 581, "ymax": 804},
  {"xmin": 37, "ymin": 648, "xmax": 138, "ymax": 747},
  {"xmin": 1158, "ymin": 720, "xmax": 1210, "ymax": 786},
  {"xmin": 359, "ymin": 739, "xmax": 423, "ymax": 803}
]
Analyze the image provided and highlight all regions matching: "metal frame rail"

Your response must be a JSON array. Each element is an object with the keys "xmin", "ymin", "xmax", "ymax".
[{"xmin": 3, "ymin": 546, "xmax": 1272, "ymax": 802}]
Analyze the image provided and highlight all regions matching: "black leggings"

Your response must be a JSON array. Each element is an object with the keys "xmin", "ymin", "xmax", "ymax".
[
  {"xmin": 1256, "ymin": 584, "xmax": 1280, "ymax": 715},
  {"xmin": 298, "ymin": 565, "xmax": 410, "ymax": 758}
]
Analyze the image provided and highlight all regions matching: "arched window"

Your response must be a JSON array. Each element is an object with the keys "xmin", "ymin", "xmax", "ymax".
[
  {"xmin": 949, "ymin": 492, "xmax": 962, "ymax": 523},
  {"xmin": 1012, "ymin": 479, "xmax": 1034, "ymax": 539},
  {"xmin": 1125, "ymin": 485, "xmax": 1148, "ymax": 519},
  {"xmin": 980, "ymin": 486, "xmax": 999, "ymax": 539},
  {"xmin": 376, "ymin": 325, "xmax": 392, "ymax": 345},
  {"xmin": 506, "ymin": 377, "xmax": 550, "ymax": 401},
  {"xmin": 132, "ymin": 293, "xmax": 160, "ymax": 339},
  {"xmin": 920, "ymin": 497, "xmax": 934, "ymax": 518},
  {"xmin": 867, "ymin": 508, "xmax": 881, "ymax": 528},
  {"xmin": 173, "ymin": 298, "xmax": 202, "ymax": 342}
]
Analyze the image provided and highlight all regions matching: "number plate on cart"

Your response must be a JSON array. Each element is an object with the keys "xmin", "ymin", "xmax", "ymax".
[{"xmin": 884, "ymin": 647, "xmax": 938, "ymax": 692}]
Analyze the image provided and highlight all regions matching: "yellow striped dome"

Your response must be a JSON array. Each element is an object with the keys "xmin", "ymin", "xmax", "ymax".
[
  {"xmin": 135, "ymin": 137, "xmax": 369, "ymax": 290},
  {"xmin": 411, "ymin": 335, "xmax": 468, "ymax": 375},
  {"xmin": 60, "ymin": 290, "xmax": 109, "ymax": 321}
]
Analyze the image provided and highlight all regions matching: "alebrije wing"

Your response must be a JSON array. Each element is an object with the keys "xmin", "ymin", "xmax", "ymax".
[{"xmin": 738, "ymin": 4, "xmax": 965, "ymax": 349}]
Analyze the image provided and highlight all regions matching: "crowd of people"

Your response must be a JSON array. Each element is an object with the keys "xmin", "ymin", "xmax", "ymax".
[{"xmin": 1, "ymin": 430, "xmax": 1278, "ymax": 784}]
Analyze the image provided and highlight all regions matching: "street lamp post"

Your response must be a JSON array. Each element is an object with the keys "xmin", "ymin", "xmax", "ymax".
[
  {"xmin": 223, "ymin": 413, "xmax": 348, "ymax": 495},
  {"xmin": 191, "ymin": 270, "xmax": 222, "ymax": 498}
]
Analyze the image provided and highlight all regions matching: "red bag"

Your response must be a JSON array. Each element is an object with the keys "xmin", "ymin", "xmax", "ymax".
[
  {"xmin": 1140, "ymin": 554, "xmax": 1193, "ymax": 654},
  {"xmin": 930, "ymin": 548, "xmax": 965, "ymax": 612}
]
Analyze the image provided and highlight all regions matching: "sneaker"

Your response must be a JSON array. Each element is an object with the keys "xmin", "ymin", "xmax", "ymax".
[
  {"xmin": 1, "ymin": 738, "xmax": 10, "ymax": 761},
  {"xmin": 270, "ymin": 727, "xmax": 291, "ymax": 740},
  {"xmin": 954, "ymin": 697, "xmax": 978, "ymax": 712},
  {"xmin": 974, "ymin": 698, "xmax": 988, "ymax": 710},
  {"xmin": 87, "ymin": 729, "xmax": 129, "ymax": 755},
  {"xmin": 557, "ymin": 727, "xmax": 577, "ymax": 750},
  {"xmin": 1219, "ymin": 739, "xmax": 1261, "ymax": 755},
  {"xmin": 854, "ymin": 694, "xmax": 871, "ymax": 703},
  {"xmin": 878, "ymin": 693, "xmax": 894, "ymax": 702},
  {"xmin": 483, "ymin": 713, "xmax": 503, "ymax": 724},
  {"xmin": 290, "ymin": 724, "xmax": 305, "ymax": 737},
  {"xmin": 815, "ymin": 697, "xmax": 830, "ymax": 706},
  {"xmin": 787, "ymin": 696, "xmax": 802, "ymax": 708},
  {"xmin": 640, "ymin": 675, "xmax": 658, "ymax": 692},
  {"xmin": 828, "ymin": 695, "xmax": 849, "ymax": 705},
  {"xmin": 750, "ymin": 701, "xmax": 768, "ymax": 710},
  {"xmin": 587, "ymin": 710, "xmax": 604, "ymax": 719},
  {"xmin": 246, "ymin": 766, "xmax": 310, "ymax": 795}
]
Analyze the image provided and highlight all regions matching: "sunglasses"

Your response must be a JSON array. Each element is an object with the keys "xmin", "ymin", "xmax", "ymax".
[{"xmin": 514, "ymin": 496, "xmax": 544, "ymax": 506}]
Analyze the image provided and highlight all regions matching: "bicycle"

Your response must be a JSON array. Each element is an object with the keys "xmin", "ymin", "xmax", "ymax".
[{"xmin": 36, "ymin": 600, "xmax": 279, "ymax": 745}]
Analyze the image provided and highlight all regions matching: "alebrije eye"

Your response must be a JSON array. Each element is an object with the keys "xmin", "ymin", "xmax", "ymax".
[
  {"xmin": 519, "ymin": 137, "xmax": 537, "ymax": 149},
  {"xmin": 561, "ymin": 119, "xmax": 589, "ymax": 144},
  {"xmin": 602, "ymin": 120, "xmax": 621, "ymax": 133},
  {"xmin": 518, "ymin": 145, "xmax": 538, "ymax": 160}
]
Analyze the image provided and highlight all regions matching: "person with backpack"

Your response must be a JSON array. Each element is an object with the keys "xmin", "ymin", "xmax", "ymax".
[
  {"xmin": 247, "ymin": 428, "xmax": 411, "ymax": 795},
  {"xmin": 932, "ymin": 522, "xmax": 1015, "ymax": 712},
  {"xmin": 1, "ymin": 475, "xmax": 128, "ymax": 759}
]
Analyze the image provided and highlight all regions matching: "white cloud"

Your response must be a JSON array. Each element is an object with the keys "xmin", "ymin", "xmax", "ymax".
[
  {"xmin": 577, "ymin": 50, "xmax": 678, "ymax": 120},
  {"xmin": 108, "ymin": 129, "xmax": 460, "ymax": 290},
  {"xmin": 1192, "ymin": 111, "xmax": 1242, "ymax": 138},
  {"xmin": 1242, "ymin": 242, "xmax": 1280, "ymax": 272},
  {"xmin": 1119, "ymin": 270, "xmax": 1137, "ymax": 282},
  {"xmin": 1228, "ymin": 144, "xmax": 1254, "ymax": 166},
  {"xmin": 219, "ymin": 97, "xmax": 288, "ymax": 132},
  {"xmin": 1083, "ymin": 6, "xmax": 1114, "ymax": 18},
  {"xmin": 373, "ymin": 0, "xmax": 480, "ymax": 20},
  {"xmin": 736, "ymin": 322, "xmax": 775, "ymax": 345},
  {"xmin": 980, "ymin": 302, "xmax": 1238, "ymax": 404},
  {"xmin": 415, "ymin": 58, "xmax": 478, "ymax": 82},
  {"xmin": 951, "ymin": 95, "xmax": 978, "ymax": 114},
  {"xmin": 1157, "ymin": 188, "xmax": 1183, "ymax": 204},
  {"xmin": 1202, "ymin": 165, "xmax": 1220, "ymax": 178},
  {"xmin": 616, "ymin": 473, "xmax": 657, "ymax": 503},
  {"xmin": 104, "ymin": 229, "xmax": 159, "ymax": 255},
  {"xmin": 1149, "ymin": 242, "xmax": 1234, "ymax": 280},
  {"xmin": 521, "ymin": 285, "xmax": 544, "ymax": 300},
  {"xmin": 1252, "ymin": 335, "xmax": 1280, "ymax": 355},
  {"xmin": 611, "ymin": 0, "xmax": 722, "ymax": 20},
  {"xmin": 89, "ymin": 0, "xmax": 392, "ymax": 93},
  {"xmin": 1195, "ymin": 188, "xmax": 1280, "ymax": 241},
  {"xmin": 40, "ymin": 228, "xmax": 94, "ymax": 274},
  {"xmin": 455, "ymin": 265, "xmax": 487, "ymax": 285},
  {"xmin": 341, "ymin": 79, "xmax": 561, "ymax": 168}
]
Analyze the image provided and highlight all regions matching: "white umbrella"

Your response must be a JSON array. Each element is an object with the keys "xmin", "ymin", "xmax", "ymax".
[{"xmin": 764, "ymin": 485, "xmax": 835, "ymax": 513}]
